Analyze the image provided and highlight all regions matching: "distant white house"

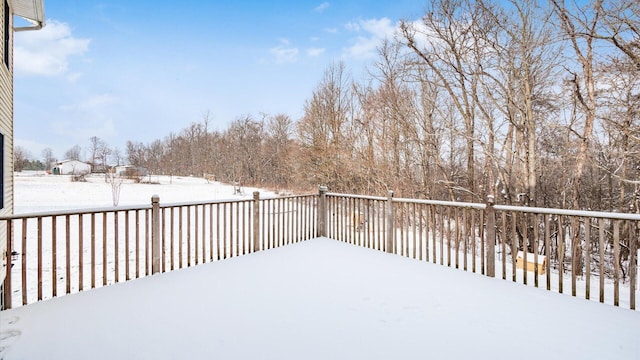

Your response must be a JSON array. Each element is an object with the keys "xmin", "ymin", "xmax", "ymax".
[{"xmin": 53, "ymin": 160, "xmax": 92, "ymax": 175}]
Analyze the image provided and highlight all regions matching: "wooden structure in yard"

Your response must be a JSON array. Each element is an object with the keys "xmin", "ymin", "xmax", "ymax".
[{"xmin": 516, "ymin": 251, "xmax": 546, "ymax": 274}]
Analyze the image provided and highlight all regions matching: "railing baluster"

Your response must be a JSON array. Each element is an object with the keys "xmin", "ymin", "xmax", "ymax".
[
  {"xmin": 64, "ymin": 215, "xmax": 70, "ymax": 295},
  {"xmin": 511, "ymin": 213, "xmax": 517, "ymax": 282},
  {"xmin": 235, "ymin": 202, "xmax": 240, "ymax": 256},
  {"xmin": 216, "ymin": 203, "xmax": 221, "ymax": 259},
  {"xmin": 430, "ymin": 205, "xmax": 436, "ymax": 264},
  {"xmin": 533, "ymin": 214, "xmax": 539, "ymax": 288},
  {"xmin": 22, "ymin": 219, "xmax": 27, "ymax": 306},
  {"xmin": 613, "ymin": 220, "xmax": 620, "ymax": 307},
  {"xmin": 38, "ymin": 217, "xmax": 43, "ymax": 301},
  {"xmin": 454, "ymin": 207, "xmax": 459, "ymax": 269},
  {"xmin": 161, "ymin": 208, "xmax": 166, "ymax": 271},
  {"xmin": 170, "ymin": 207, "xmax": 175, "ymax": 269},
  {"xmin": 114, "ymin": 212, "xmax": 119, "ymax": 283},
  {"xmin": 52, "ymin": 216, "xmax": 57, "ymax": 297},
  {"xmin": 179, "ymin": 207, "xmax": 183, "ymax": 268},
  {"xmin": 585, "ymin": 217, "xmax": 591, "ymax": 300},
  {"xmin": 202, "ymin": 204, "xmax": 207, "ymax": 260},
  {"xmin": 500, "ymin": 212, "xmax": 506, "ymax": 278},
  {"xmin": 447, "ymin": 207, "xmax": 452, "ymax": 267},
  {"xmin": 599, "ymin": 218, "xmax": 605, "ymax": 303},
  {"xmin": 223, "ymin": 203, "xmax": 227, "ymax": 258},
  {"xmin": 145, "ymin": 209, "xmax": 150, "ymax": 275},
  {"xmin": 79, "ymin": 214, "xmax": 84, "ymax": 291},
  {"xmin": 103, "ymin": 212, "xmax": 108, "ymax": 286},
  {"xmin": 126, "ymin": 211, "xmax": 130, "ymax": 280},
  {"xmin": 545, "ymin": 214, "xmax": 551, "ymax": 290},
  {"xmin": 194, "ymin": 205, "xmax": 199, "ymax": 264},
  {"xmin": 91, "ymin": 213, "xmax": 96, "ymax": 288},
  {"xmin": 558, "ymin": 215, "xmax": 563, "ymax": 293},
  {"xmin": 523, "ymin": 215, "xmax": 528, "ymax": 285},
  {"xmin": 187, "ymin": 206, "xmax": 192, "ymax": 267},
  {"xmin": 135, "ymin": 210, "xmax": 140, "ymax": 278},
  {"xmin": 629, "ymin": 222, "xmax": 637, "ymax": 310},
  {"xmin": 209, "ymin": 204, "xmax": 214, "ymax": 261}
]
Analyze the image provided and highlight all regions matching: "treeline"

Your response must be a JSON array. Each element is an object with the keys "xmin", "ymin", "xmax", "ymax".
[{"xmin": 126, "ymin": 0, "xmax": 638, "ymax": 212}]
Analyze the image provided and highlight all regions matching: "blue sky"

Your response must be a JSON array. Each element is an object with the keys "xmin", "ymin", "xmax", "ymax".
[{"xmin": 14, "ymin": 1, "xmax": 427, "ymax": 161}]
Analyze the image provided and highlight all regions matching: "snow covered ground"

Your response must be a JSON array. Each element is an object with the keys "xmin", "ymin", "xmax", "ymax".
[
  {"xmin": 1, "ymin": 238, "xmax": 639, "ymax": 360},
  {"xmin": 14, "ymin": 172, "xmax": 274, "ymax": 213}
]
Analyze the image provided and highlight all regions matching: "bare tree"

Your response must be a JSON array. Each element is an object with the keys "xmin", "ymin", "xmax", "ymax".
[
  {"xmin": 400, "ymin": 0, "xmax": 486, "ymax": 201},
  {"xmin": 64, "ymin": 145, "xmax": 82, "ymax": 161},
  {"xmin": 551, "ymin": 0, "xmax": 603, "ymax": 210},
  {"xmin": 14, "ymin": 146, "xmax": 32, "ymax": 172},
  {"xmin": 111, "ymin": 147, "xmax": 123, "ymax": 166},
  {"xmin": 41, "ymin": 148, "xmax": 56, "ymax": 171},
  {"xmin": 297, "ymin": 62, "xmax": 355, "ymax": 191}
]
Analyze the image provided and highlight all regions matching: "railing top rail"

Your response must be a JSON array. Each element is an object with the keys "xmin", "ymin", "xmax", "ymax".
[
  {"xmin": 264, "ymin": 193, "xmax": 318, "ymax": 200},
  {"xmin": 159, "ymin": 193, "xmax": 318, "ymax": 208},
  {"xmin": 160, "ymin": 198, "xmax": 255, "ymax": 208},
  {"xmin": 0, "ymin": 193, "xmax": 320, "ymax": 221},
  {"xmin": 327, "ymin": 192, "xmax": 640, "ymax": 220},
  {"xmin": 0, "ymin": 204, "xmax": 153, "ymax": 220},
  {"xmin": 326, "ymin": 192, "xmax": 388, "ymax": 201},
  {"xmin": 394, "ymin": 197, "xmax": 487, "ymax": 210},
  {"xmin": 494, "ymin": 204, "xmax": 640, "ymax": 220}
]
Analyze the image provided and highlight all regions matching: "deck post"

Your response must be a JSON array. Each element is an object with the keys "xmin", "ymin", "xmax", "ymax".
[
  {"xmin": 151, "ymin": 195, "xmax": 161, "ymax": 274},
  {"xmin": 318, "ymin": 186, "xmax": 328, "ymax": 237},
  {"xmin": 386, "ymin": 191, "xmax": 394, "ymax": 254},
  {"xmin": 253, "ymin": 191, "xmax": 261, "ymax": 252},
  {"xmin": 2, "ymin": 221, "xmax": 12, "ymax": 310},
  {"xmin": 486, "ymin": 195, "xmax": 496, "ymax": 277}
]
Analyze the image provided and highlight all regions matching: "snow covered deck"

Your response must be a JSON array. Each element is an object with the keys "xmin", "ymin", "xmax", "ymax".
[{"xmin": 1, "ymin": 238, "xmax": 639, "ymax": 359}]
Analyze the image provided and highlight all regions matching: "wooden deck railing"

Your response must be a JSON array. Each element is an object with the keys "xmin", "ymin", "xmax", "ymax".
[
  {"xmin": 1, "ymin": 192, "xmax": 317, "ymax": 309},
  {"xmin": 323, "ymin": 191, "xmax": 640, "ymax": 310},
  {"xmin": 3, "ymin": 186, "xmax": 638, "ymax": 311}
]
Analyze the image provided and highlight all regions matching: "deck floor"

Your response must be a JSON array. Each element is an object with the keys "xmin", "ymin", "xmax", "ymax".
[{"xmin": 1, "ymin": 238, "xmax": 639, "ymax": 359}]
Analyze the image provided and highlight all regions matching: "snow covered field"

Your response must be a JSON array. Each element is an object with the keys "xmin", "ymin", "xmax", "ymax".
[
  {"xmin": 14, "ymin": 172, "xmax": 271, "ymax": 213},
  {"xmin": 1, "ymin": 173, "xmax": 639, "ymax": 359}
]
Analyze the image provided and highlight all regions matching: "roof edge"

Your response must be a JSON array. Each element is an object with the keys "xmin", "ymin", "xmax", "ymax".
[{"xmin": 11, "ymin": 0, "xmax": 45, "ymax": 31}]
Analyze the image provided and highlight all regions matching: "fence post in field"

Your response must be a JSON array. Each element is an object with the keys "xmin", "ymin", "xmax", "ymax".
[
  {"xmin": 151, "ymin": 195, "xmax": 161, "ymax": 274},
  {"xmin": 386, "ymin": 191, "xmax": 395, "ymax": 254},
  {"xmin": 253, "ymin": 191, "xmax": 261, "ymax": 252},
  {"xmin": 486, "ymin": 195, "xmax": 496, "ymax": 277},
  {"xmin": 318, "ymin": 186, "xmax": 328, "ymax": 237}
]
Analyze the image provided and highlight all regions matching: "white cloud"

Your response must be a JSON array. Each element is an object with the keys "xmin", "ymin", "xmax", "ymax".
[
  {"xmin": 344, "ymin": 22, "xmax": 360, "ymax": 32},
  {"xmin": 306, "ymin": 48, "xmax": 325, "ymax": 57},
  {"xmin": 51, "ymin": 118, "xmax": 116, "ymax": 141},
  {"xmin": 270, "ymin": 39, "xmax": 299, "ymax": 64},
  {"xmin": 342, "ymin": 18, "xmax": 397, "ymax": 59},
  {"xmin": 66, "ymin": 72, "xmax": 83, "ymax": 83},
  {"xmin": 14, "ymin": 20, "xmax": 90, "ymax": 77},
  {"xmin": 324, "ymin": 27, "xmax": 338, "ymax": 34},
  {"xmin": 314, "ymin": 2, "xmax": 330, "ymax": 13},
  {"xmin": 60, "ymin": 94, "xmax": 117, "ymax": 112},
  {"xmin": 53, "ymin": 94, "xmax": 119, "ymax": 142}
]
